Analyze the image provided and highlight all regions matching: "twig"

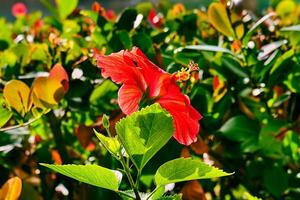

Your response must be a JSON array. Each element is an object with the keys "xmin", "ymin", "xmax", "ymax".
[{"xmin": 0, "ymin": 116, "xmax": 42, "ymax": 132}]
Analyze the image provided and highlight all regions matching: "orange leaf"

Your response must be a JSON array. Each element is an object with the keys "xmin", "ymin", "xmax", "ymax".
[
  {"xmin": 3, "ymin": 80, "xmax": 32, "ymax": 116},
  {"xmin": 32, "ymin": 77, "xmax": 65, "ymax": 109},
  {"xmin": 190, "ymin": 136, "xmax": 209, "ymax": 154},
  {"xmin": 74, "ymin": 125, "xmax": 93, "ymax": 148},
  {"xmin": 49, "ymin": 64, "xmax": 69, "ymax": 92},
  {"xmin": 181, "ymin": 180, "xmax": 206, "ymax": 200},
  {"xmin": 0, "ymin": 177, "xmax": 22, "ymax": 200},
  {"xmin": 51, "ymin": 149, "xmax": 63, "ymax": 165}
]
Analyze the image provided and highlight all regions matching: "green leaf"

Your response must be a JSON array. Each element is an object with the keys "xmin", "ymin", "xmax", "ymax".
[
  {"xmin": 222, "ymin": 56, "xmax": 249, "ymax": 78},
  {"xmin": 89, "ymin": 80, "xmax": 118, "ymax": 104},
  {"xmin": 270, "ymin": 49, "xmax": 294, "ymax": 74},
  {"xmin": 281, "ymin": 24, "xmax": 300, "ymax": 32},
  {"xmin": 118, "ymin": 30, "xmax": 132, "ymax": 49},
  {"xmin": 219, "ymin": 115, "xmax": 259, "ymax": 142},
  {"xmin": 243, "ymin": 13, "xmax": 276, "ymax": 46},
  {"xmin": 284, "ymin": 69, "xmax": 300, "ymax": 93},
  {"xmin": 0, "ymin": 95, "xmax": 12, "ymax": 128},
  {"xmin": 116, "ymin": 8, "xmax": 137, "ymax": 31},
  {"xmin": 179, "ymin": 45, "xmax": 235, "ymax": 56},
  {"xmin": 208, "ymin": 2, "xmax": 235, "ymax": 38},
  {"xmin": 154, "ymin": 158, "xmax": 231, "ymax": 186},
  {"xmin": 133, "ymin": 31, "xmax": 153, "ymax": 54},
  {"xmin": 55, "ymin": 0, "xmax": 78, "ymax": 20},
  {"xmin": 282, "ymin": 131, "xmax": 300, "ymax": 163},
  {"xmin": 40, "ymin": 164, "xmax": 121, "ymax": 191},
  {"xmin": 94, "ymin": 131, "xmax": 121, "ymax": 157},
  {"xmin": 263, "ymin": 165, "xmax": 288, "ymax": 197},
  {"xmin": 276, "ymin": 0, "xmax": 295, "ymax": 18},
  {"xmin": 157, "ymin": 194, "xmax": 182, "ymax": 200},
  {"xmin": 115, "ymin": 103, "xmax": 174, "ymax": 170},
  {"xmin": 258, "ymin": 119, "xmax": 284, "ymax": 158}
]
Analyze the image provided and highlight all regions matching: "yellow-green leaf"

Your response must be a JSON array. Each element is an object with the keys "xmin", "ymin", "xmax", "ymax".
[
  {"xmin": 231, "ymin": 12, "xmax": 244, "ymax": 39},
  {"xmin": 3, "ymin": 80, "xmax": 32, "ymax": 116},
  {"xmin": 32, "ymin": 77, "xmax": 65, "ymax": 108},
  {"xmin": 208, "ymin": 2, "xmax": 235, "ymax": 38}
]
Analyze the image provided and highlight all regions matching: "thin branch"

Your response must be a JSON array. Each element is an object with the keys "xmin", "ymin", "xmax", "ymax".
[{"xmin": 0, "ymin": 115, "xmax": 42, "ymax": 132}]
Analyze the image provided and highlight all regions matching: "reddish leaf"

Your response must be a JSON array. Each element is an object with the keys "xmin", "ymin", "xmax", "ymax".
[
  {"xmin": 49, "ymin": 64, "xmax": 69, "ymax": 92},
  {"xmin": 181, "ymin": 180, "xmax": 207, "ymax": 200},
  {"xmin": 51, "ymin": 149, "xmax": 63, "ymax": 165},
  {"xmin": 74, "ymin": 125, "xmax": 94, "ymax": 148},
  {"xmin": 190, "ymin": 136, "xmax": 209, "ymax": 154}
]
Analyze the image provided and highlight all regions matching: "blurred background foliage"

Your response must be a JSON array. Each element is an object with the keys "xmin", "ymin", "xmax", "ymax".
[{"xmin": 0, "ymin": 0, "xmax": 300, "ymax": 199}]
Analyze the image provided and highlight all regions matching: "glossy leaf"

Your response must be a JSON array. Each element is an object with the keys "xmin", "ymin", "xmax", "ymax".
[
  {"xmin": 115, "ymin": 103, "xmax": 174, "ymax": 170},
  {"xmin": 95, "ymin": 131, "xmax": 121, "ymax": 156},
  {"xmin": 89, "ymin": 80, "xmax": 118, "ymax": 104},
  {"xmin": 180, "ymin": 45, "xmax": 235, "ymax": 56},
  {"xmin": 40, "ymin": 164, "xmax": 121, "ymax": 191},
  {"xmin": 49, "ymin": 64, "xmax": 69, "ymax": 92},
  {"xmin": 32, "ymin": 77, "xmax": 65, "ymax": 108},
  {"xmin": 55, "ymin": 0, "xmax": 78, "ymax": 19},
  {"xmin": 154, "ymin": 158, "xmax": 231, "ymax": 186},
  {"xmin": 243, "ymin": 12, "xmax": 276, "ymax": 46},
  {"xmin": 219, "ymin": 115, "xmax": 259, "ymax": 142},
  {"xmin": 208, "ymin": 2, "xmax": 235, "ymax": 38},
  {"xmin": 116, "ymin": 8, "xmax": 137, "ymax": 31},
  {"xmin": 3, "ymin": 80, "xmax": 32, "ymax": 116},
  {"xmin": 0, "ymin": 95, "xmax": 12, "ymax": 128}
]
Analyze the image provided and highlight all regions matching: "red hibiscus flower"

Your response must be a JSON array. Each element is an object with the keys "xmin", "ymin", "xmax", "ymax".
[
  {"xmin": 95, "ymin": 47, "xmax": 202, "ymax": 145},
  {"xmin": 11, "ymin": 2, "xmax": 27, "ymax": 17}
]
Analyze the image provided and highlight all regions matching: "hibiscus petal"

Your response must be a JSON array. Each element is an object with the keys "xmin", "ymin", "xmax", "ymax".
[
  {"xmin": 118, "ymin": 84, "xmax": 143, "ymax": 115},
  {"xmin": 157, "ymin": 83, "xmax": 202, "ymax": 145},
  {"xmin": 96, "ymin": 50, "xmax": 146, "ymax": 90},
  {"xmin": 126, "ymin": 47, "xmax": 172, "ymax": 97}
]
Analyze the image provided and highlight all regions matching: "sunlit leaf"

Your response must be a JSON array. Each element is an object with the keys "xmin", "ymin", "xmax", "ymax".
[
  {"xmin": 49, "ymin": 64, "xmax": 69, "ymax": 91},
  {"xmin": 41, "ymin": 164, "xmax": 121, "ymax": 191},
  {"xmin": 94, "ymin": 131, "xmax": 121, "ymax": 156},
  {"xmin": 208, "ymin": 2, "xmax": 235, "ymax": 38},
  {"xmin": 0, "ymin": 95, "xmax": 12, "ymax": 128},
  {"xmin": 116, "ymin": 103, "xmax": 174, "ymax": 170},
  {"xmin": 32, "ymin": 77, "xmax": 65, "ymax": 108},
  {"xmin": 231, "ymin": 12, "xmax": 244, "ymax": 39},
  {"xmin": 55, "ymin": 0, "xmax": 78, "ymax": 20},
  {"xmin": 3, "ymin": 80, "xmax": 32, "ymax": 116},
  {"xmin": 154, "ymin": 158, "xmax": 232, "ymax": 186}
]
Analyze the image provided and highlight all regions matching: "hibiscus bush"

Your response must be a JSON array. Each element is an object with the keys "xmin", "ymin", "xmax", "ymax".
[{"xmin": 1, "ymin": 0, "xmax": 300, "ymax": 199}]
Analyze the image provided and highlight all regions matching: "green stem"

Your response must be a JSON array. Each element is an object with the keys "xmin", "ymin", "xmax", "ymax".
[
  {"xmin": 146, "ymin": 186, "xmax": 162, "ymax": 200},
  {"xmin": 117, "ymin": 190, "xmax": 136, "ymax": 199},
  {"xmin": 135, "ymin": 169, "xmax": 141, "ymax": 189},
  {"xmin": 119, "ymin": 155, "xmax": 141, "ymax": 200}
]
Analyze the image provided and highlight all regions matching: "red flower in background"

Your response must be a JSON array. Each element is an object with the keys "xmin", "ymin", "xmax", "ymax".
[
  {"xmin": 11, "ymin": 2, "xmax": 27, "ymax": 17},
  {"xmin": 95, "ymin": 47, "xmax": 202, "ymax": 145},
  {"xmin": 148, "ymin": 9, "xmax": 163, "ymax": 28},
  {"xmin": 91, "ymin": 2, "xmax": 116, "ymax": 21}
]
